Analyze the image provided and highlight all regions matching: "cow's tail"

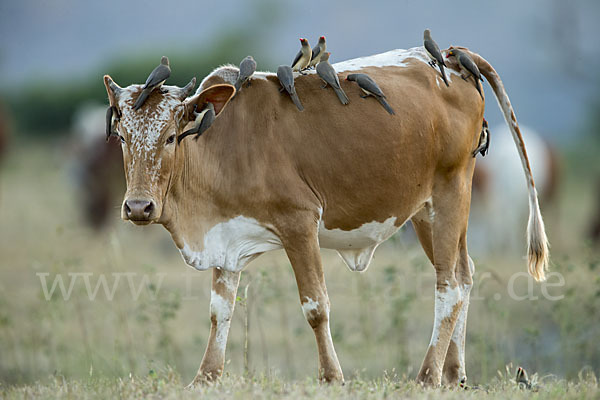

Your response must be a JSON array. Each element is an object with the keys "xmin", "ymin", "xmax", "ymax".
[{"xmin": 460, "ymin": 47, "xmax": 550, "ymax": 281}]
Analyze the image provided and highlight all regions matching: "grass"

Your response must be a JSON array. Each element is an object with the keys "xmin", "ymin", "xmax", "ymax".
[
  {"xmin": 1, "ymin": 369, "xmax": 598, "ymax": 399},
  {"xmin": 0, "ymin": 141, "xmax": 599, "ymax": 398}
]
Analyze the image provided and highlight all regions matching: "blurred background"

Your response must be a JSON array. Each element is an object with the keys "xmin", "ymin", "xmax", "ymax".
[{"xmin": 0, "ymin": 0, "xmax": 599, "ymax": 387}]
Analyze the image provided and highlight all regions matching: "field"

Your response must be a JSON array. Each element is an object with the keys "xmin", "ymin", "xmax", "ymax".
[{"xmin": 0, "ymin": 141, "xmax": 599, "ymax": 398}]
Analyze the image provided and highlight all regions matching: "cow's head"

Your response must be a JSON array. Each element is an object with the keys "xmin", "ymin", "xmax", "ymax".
[{"xmin": 103, "ymin": 75, "xmax": 235, "ymax": 225}]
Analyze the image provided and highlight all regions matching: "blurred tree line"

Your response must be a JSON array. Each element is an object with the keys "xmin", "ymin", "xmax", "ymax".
[{"xmin": 4, "ymin": 0, "xmax": 283, "ymax": 137}]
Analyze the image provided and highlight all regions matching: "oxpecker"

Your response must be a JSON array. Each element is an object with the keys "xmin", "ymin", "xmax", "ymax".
[
  {"xmin": 346, "ymin": 73, "xmax": 395, "ymax": 115},
  {"xmin": 423, "ymin": 29, "xmax": 449, "ymax": 86},
  {"xmin": 516, "ymin": 367, "xmax": 533, "ymax": 390},
  {"xmin": 177, "ymin": 102, "xmax": 215, "ymax": 143},
  {"xmin": 277, "ymin": 65, "xmax": 304, "ymax": 111},
  {"xmin": 472, "ymin": 118, "xmax": 490, "ymax": 157},
  {"xmin": 134, "ymin": 56, "xmax": 171, "ymax": 110},
  {"xmin": 316, "ymin": 52, "xmax": 349, "ymax": 105},
  {"xmin": 446, "ymin": 49, "xmax": 483, "ymax": 99},
  {"xmin": 291, "ymin": 38, "xmax": 312, "ymax": 74},
  {"xmin": 309, "ymin": 36, "xmax": 327, "ymax": 68},
  {"xmin": 234, "ymin": 55, "xmax": 257, "ymax": 92}
]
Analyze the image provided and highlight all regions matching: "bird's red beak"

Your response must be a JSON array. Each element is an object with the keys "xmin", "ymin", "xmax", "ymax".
[{"xmin": 321, "ymin": 36, "xmax": 325, "ymax": 40}]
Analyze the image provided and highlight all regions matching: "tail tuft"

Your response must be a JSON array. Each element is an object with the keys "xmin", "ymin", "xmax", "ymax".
[{"xmin": 527, "ymin": 190, "xmax": 549, "ymax": 281}]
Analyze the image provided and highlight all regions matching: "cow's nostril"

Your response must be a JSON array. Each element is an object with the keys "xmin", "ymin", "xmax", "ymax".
[
  {"xmin": 125, "ymin": 202, "xmax": 132, "ymax": 215},
  {"xmin": 143, "ymin": 202, "xmax": 153, "ymax": 217}
]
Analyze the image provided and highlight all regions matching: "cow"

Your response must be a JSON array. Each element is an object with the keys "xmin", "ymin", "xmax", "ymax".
[{"xmin": 102, "ymin": 46, "xmax": 549, "ymax": 387}]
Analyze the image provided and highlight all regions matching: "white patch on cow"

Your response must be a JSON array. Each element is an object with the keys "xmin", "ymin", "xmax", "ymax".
[
  {"xmin": 210, "ymin": 290, "xmax": 233, "ymax": 352},
  {"xmin": 436, "ymin": 76, "xmax": 441, "ymax": 88},
  {"xmin": 429, "ymin": 283, "xmax": 461, "ymax": 347},
  {"xmin": 450, "ymin": 282, "xmax": 471, "ymax": 377},
  {"xmin": 317, "ymin": 216, "xmax": 399, "ymax": 272},
  {"xmin": 216, "ymin": 272, "xmax": 239, "ymax": 294},
  {"xmin": 179, "ymin": 216, "xmax": 283, "ymax": 272},
  {"xmin": 301, "ymin": 296, "xmax": 320, "ymax": 320}
]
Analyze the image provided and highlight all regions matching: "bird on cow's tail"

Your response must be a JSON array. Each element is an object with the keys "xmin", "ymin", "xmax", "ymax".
[
  {"xmin": 134, "ymin": 56, "xmax": 171, "ymax": 110},
  {"xmin": 316, "ymin": 52, "xmax": 349, "ymax": 105},
  {"xmin": 291, "ymin": 38, "xmax": 312, "ymax": 74},
  {"xmin": 446, "ymin": 48, "xmax": 483, "ymax": 99},
  {"xmin": 472, "ymin": 118, "xmax": 490, "ymax": 157},
  {"xmin": 423, "ymin": 29, "xmax": 449, "ymax": 87},
  {"xmin": 234, "ymin": 55, "xmax": 257, "ymax": 93},
  {"xmin": 309, "ymin": 36, "xmax": 327, "ymax": 68},
  {"xmin": 277, "ymin": 65, "xmax": 304, "ymax": 111},
  {"xmin": 177, "ymin": 102, "xmax": 215, "ymax": 143},
  {"xmin": 346, "ymin": 73, "xmax": 395, "ymax": 115}
]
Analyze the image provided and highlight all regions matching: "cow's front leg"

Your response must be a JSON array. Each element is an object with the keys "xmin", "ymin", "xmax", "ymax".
[
  {"xmin": 190, "ymin": 268, "xmax": 240, "ymax": 384},
  {"xmin": 282, "ymin": 219, "xmax": 344, "ymax": 383}
]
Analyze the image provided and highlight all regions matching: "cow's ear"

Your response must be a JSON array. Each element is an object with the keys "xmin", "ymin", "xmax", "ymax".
[
  {"xmin": 184, "ymin": 84, "xmax": 236, "ymax": 121},
  {"xmin": 103, "ymin": 75, "xmax": 122, "ymax": 108}
]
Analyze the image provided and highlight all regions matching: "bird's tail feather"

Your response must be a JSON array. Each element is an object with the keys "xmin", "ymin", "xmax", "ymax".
[
  {"xmin": 440, "ymin": 65, "xmax": 449, "ymax": 87},
  {"xmin": 468, "ymin": 47, "xmax": 549, "ymax": 281},
  {"xmin": 290, "ymin": 90, "xmax": 304, "ymax": 111},
  {"xmin": 377, "ymin": 96, "xmax": 395, "ymax": 115},
  {"xmin": 234, "ymin": 79, "xmax": 242, "ymax": 92},
  {"xmin": 334, "ymin": 87, "xmax": 349, "ymax": 105},
  {"xmin": 133, "ymin": 89, "xmax": 150, "ymax": 110}
]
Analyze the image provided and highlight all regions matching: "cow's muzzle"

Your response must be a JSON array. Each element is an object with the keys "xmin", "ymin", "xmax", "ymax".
[{"xmin": 123, "ymin": 198, "xmax": 156, "ymax": 224}]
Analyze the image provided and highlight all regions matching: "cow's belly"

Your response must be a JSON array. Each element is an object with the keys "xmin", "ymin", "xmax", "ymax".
[
  {"xmin": 179, "ymin": 215, "xmax": 404, "ymax": 273},
  {"xmin": 318, "ymin": 216, "xmax": 401, "ymax": 272}
]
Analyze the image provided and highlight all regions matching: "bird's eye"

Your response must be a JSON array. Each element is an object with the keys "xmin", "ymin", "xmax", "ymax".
[
  {"xmin": 119, "ymin": 135, "xmax": 125, "ymax": 144},
  {"xmin": 166, "ymin": 134, "xmax": 175, "ymax": 144}
]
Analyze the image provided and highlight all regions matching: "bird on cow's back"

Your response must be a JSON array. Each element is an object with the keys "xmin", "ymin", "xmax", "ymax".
[
  {"xmin": 234, "ymin": 55, "xmax": 257, "ymax": 93},
  {"xmin": 346, "ymin": 73, "xmax": 395, "ymax": 115},
  {"xmin": 291, "ymin": 38, "xmax": 312, "ymax": 74},
  {"xmin": 134, "ymin": 56, "xmax": 171, "ymax": 110},
  {"xmin": 309, "ymin": 36, "xmax": 327, "ymax": 68},
  {"xmin": 316, "ymin": 52, "xmax": 349, "ymax": 105},
  {"xmin": 446, "ymin": 48, "xmax": 483, "ymax": 99},
  {"xmin": 423, "ymin": 29, "xmax": 449, "ymax": 87},
  {"xmin": 277, "ymin": 65, "xmax": 304, "ymax": 112}
]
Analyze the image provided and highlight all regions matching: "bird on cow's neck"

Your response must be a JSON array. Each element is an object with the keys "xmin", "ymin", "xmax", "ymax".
[
  {"xmin": 178, "ymin": 102, "xmax": 216, "ymax": 143},
  {"xmin": 309, "ymin": 36, "xmax": 327, "ymax": 68},
  {"xmin": 346, "ymin": 73, "xmax": 395, "ymax": 115},
  {"xmin": 423, "ymin": 29, "xmax": 449, "ymax": 87},
  {"xmin": 291, "ymin": 38, "xmax": 312, "ymax": 74},
  {"xmin": 234, "ymin": 55, "xmax": 257, "ymax": 93},
  {"xmin": 316, "ymin": 52, "xmax": 349, "ymax": 105},
  {"xmin": 134, "ymin": 56, "xmax": 171, "ymax": 110},
  {"xmin": 277, "ymin": 65, "xmax": 304, "ymax": 111},
  {"xmin": 446, "ymin": 48, "xmax": 483, "ymax": 99}
]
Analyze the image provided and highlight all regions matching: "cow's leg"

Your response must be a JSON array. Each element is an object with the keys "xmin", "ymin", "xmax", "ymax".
[
  {"xmin": 411, "ymin": 203, "xmax": 435, "ymax": 265},
  {"xmin": 282, "ymin": 222, "xmax": 344, "ymax": 383},
  {"xmin": 442, "ymin": 237, "xmax": 474, "ymax": 386},
  {"xmin": 190, "ymin": 268, "xmax": 240, "ymax": 385},
  {"xmin": 416, "ymin": 179, "xmax": 469, "ymax": 386}
]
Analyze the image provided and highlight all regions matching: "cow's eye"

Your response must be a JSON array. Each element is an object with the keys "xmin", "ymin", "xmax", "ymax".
[
  {"xmin": 119, "ymin": 135, "xmax": 125, "ymax": 144},
  {"xmin": 166, "ymin": 134, "xmax": 175, "ymax": 145}
]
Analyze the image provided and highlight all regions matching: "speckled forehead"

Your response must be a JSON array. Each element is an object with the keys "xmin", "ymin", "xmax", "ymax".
[{"xmin": 117, "ymin": 85, "xmax": 181, "ymax": 157}]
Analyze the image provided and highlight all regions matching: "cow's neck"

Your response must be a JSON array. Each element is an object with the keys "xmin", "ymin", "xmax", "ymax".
[{"xmin": 158, "ymin": 124, "xmax": 245, "ymax": 252}]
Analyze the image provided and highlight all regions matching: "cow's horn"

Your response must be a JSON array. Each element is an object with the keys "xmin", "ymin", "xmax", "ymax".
[{"xmin": 178, "ymin": 77, "xmax": 197, "ymax": 100}]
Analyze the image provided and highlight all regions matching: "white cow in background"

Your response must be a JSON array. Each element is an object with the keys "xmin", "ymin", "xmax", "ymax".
[{"xmin": 469, "ymin": 125, "xmax": 559, "ymax": 255}]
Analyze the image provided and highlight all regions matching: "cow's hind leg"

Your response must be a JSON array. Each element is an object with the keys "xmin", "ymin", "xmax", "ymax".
[
  {"xmin": 190, "ymin": 268, "xmax": 240, "ymax": 385},
  {"xmin": 281, "ymin": 217, "xmax": 344, "ymax": 383},
  {"xmin": 442, "ymin": 237, "xmax": 474, "ymax": 386},
  {"xmin": 416, "ymin": 177, "xmax": 470, "ymax": 387}
]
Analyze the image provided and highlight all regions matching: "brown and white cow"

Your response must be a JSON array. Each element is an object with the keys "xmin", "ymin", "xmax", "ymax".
[{"xmin": 103, "ymin": 46, "xmax": 549, "ymax": 387}]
